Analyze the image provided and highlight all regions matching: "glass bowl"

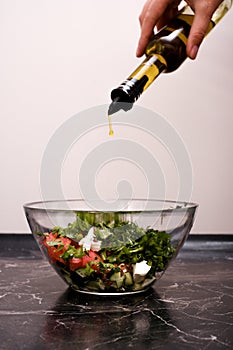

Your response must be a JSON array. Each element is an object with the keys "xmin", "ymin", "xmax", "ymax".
[{"xmin": 24, "ymin": 199, "xmax": 197, "ymax": 295}]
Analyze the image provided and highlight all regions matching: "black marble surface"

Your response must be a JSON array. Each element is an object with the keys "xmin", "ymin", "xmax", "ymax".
[{"xmin": 0, "ymin": 234, "xmax": 233, "ymax": 350}]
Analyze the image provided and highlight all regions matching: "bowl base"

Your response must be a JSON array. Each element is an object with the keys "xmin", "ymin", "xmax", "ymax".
[{"xmin": 70, "ymin": 285, "xmax": 151, "ymax": 296}]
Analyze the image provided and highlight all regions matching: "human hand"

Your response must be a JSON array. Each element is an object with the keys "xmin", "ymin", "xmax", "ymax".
[{"xmin": 136, "ymin": 0, "xmax": 223, "ymax": 59}]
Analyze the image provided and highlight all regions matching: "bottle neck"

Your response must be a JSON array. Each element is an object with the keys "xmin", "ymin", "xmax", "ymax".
[
  {"xmin": 109, "ymin": 54, "xmax": 166, "ymax": 114},
  {"xmin": 128, "ymin": 54, "xmax": 167, "ymax": 89}
]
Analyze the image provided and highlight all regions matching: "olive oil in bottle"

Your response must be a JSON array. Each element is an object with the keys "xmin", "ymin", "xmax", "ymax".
[{"xmin": 108, "ymin": 0, "xmax": 232, "ymax": 116}]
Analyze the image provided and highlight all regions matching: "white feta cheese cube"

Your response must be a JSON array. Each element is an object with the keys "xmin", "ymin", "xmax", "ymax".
[{"xmin": 133, "ymin": 260, "xmax": 151, "ymax": 283}]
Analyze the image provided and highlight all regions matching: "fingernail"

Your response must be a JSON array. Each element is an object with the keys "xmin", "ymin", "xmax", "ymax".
[
  {"xmin": 136, "ymin": 45, "xmax": 141, "ymax": 57},
  {"xmin": 190, "ymin": 45, "xmax": 199, "ymax": 59}
]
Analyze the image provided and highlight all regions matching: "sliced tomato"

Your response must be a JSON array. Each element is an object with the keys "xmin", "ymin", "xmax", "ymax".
[
  {"xmin": 43, "ymin": 232, "xmax": 71, "ymax": 264},
  {"xmin": 69, "ymin": 250, "xmax": 102, "ymax": 271},
  {"xmin": 69, "ymin": 257, "xmax": 83, "ymax": 271}
]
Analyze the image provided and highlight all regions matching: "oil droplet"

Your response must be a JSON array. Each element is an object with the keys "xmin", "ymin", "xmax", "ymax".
[{"xmin": 108, "ymin": 115, "xmax": 114, "ymax": 137}]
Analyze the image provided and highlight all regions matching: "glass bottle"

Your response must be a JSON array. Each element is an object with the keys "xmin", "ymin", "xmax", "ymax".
[{"xmin": 108, "ymin": 0, "xmax": 232, "ymax": 115}]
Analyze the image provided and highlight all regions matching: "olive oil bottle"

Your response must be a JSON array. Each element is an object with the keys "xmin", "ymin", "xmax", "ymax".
[{"xmin": 108, "ymin": 0, "xmax": 232, "ymax": 116}]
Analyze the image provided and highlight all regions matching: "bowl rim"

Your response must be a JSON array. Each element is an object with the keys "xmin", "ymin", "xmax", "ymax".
[{"xmin": 23, "ymin": 198, "xmax": 198, "ymax": 213}]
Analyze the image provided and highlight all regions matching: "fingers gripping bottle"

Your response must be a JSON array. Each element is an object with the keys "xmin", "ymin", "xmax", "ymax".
[{"xmin": 108, "ymin": 0, "xmax": 232, "ymax": 116}]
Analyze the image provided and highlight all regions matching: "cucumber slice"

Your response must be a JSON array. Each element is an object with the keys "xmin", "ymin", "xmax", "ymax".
[
  {"xmin": 124, "ymin": 272, "xmax": 133, "ymax": 286},
  {"xmin": 75, "ymin": 268, "xmax": 89, "ymax": 278},
  {"xmin": 86, "ymin": 279, "xmax": 105, "ymax": 291},
  {"xmin": 110, "ymin": 271, "xmax": 125, "ymax": 288},
  {"xmin": 110, "ymin": 271, "xmax": 121, "ymax": 281}
]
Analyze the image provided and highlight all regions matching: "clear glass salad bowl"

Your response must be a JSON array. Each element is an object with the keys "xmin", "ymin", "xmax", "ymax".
[{"xmin": 24, "ymin": 199, "xmax": 197, "ymax": 295}]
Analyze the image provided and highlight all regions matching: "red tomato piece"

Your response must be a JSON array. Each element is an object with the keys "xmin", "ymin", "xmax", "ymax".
[
  {"xmin": 69, "ymin": 257, "xmax": 83, "ymax": 271},
  {"xmin": 43, "ymin": 233, "xmax": 71, "ymax": 264},
  {"xmin": 69, "ymin": 250, "xmax": 102, "ymax": 271}
]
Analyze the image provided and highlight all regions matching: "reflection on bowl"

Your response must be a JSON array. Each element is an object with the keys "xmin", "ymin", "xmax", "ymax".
[{"xmin": 24, "ymin": 199, "xmax": 197, "ymax": 295}]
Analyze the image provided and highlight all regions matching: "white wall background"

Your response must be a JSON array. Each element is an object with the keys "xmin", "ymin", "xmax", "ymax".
[{"xmin": 1, "ymin": 0, "xmax": 233, "ymax": 234}]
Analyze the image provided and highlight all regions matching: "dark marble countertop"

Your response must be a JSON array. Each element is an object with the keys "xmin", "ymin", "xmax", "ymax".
[{"xmin": 0, "ymin": 234, "xmax": 232, "ymax": 350}]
